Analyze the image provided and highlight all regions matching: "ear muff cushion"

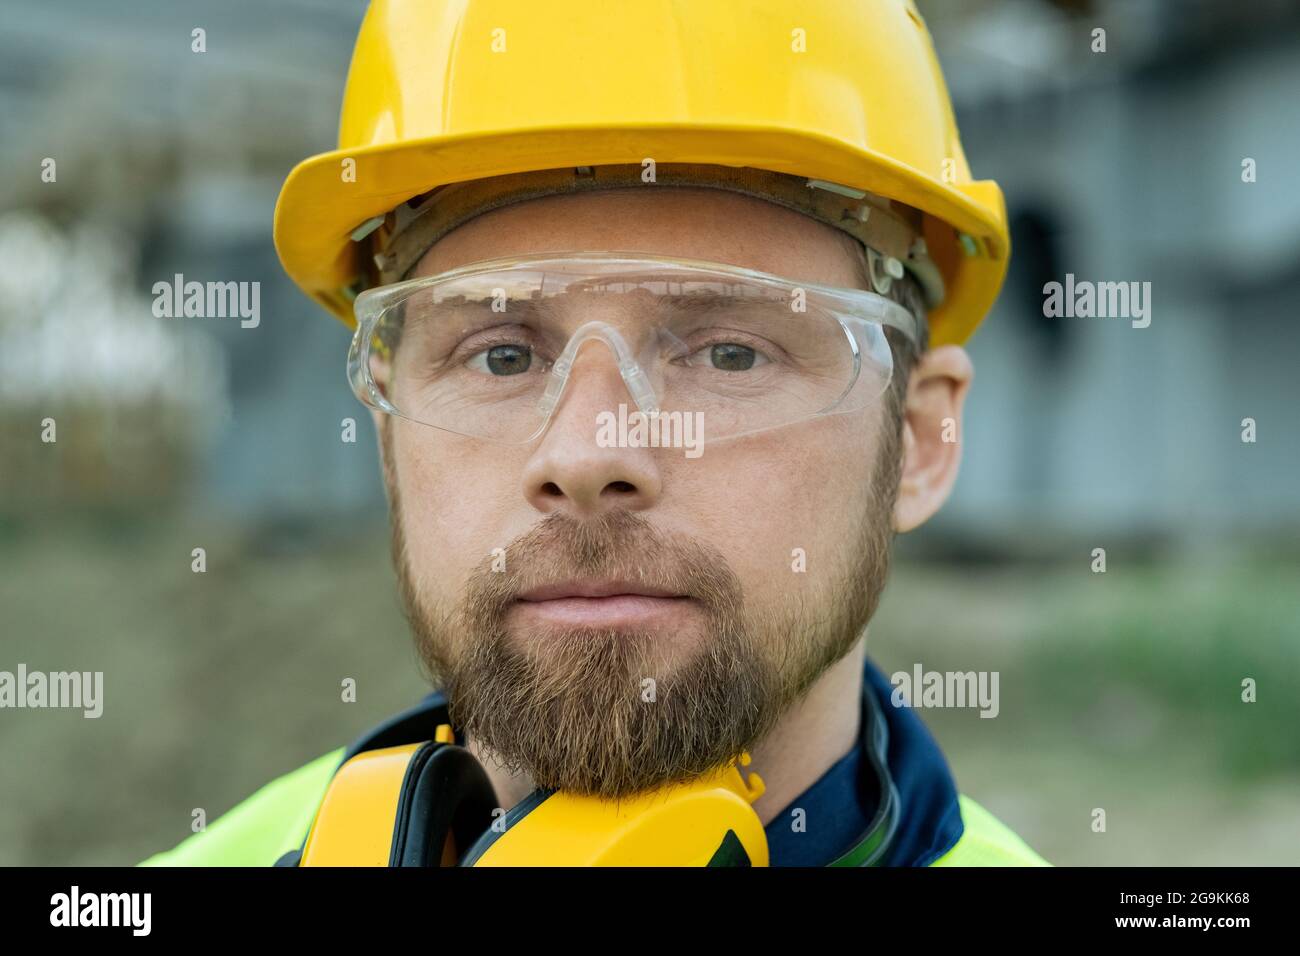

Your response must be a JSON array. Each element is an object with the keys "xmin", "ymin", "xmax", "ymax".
[{"xmin": 389, "ymin": 742, "xmax": 499, "ymax": 867}]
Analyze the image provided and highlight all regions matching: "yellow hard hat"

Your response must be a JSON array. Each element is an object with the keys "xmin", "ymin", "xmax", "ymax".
[{"xmin": 273, "ymin": 0, "xmax": 1009, "ymax": 347}]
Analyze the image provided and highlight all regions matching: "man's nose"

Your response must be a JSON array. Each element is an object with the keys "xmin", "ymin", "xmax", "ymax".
[{"xmin": 521, "ymin": 340, "xmax": 663, "ymax": 517}]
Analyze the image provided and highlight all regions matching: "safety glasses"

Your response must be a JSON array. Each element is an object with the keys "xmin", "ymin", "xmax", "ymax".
[{"xmin": 348, "ymin": 252, "xmax": 919, "ymax": 445}]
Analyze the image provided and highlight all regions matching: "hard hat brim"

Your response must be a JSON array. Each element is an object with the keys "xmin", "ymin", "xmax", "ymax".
[{"xmin": 273, "ymin": 122, "xmax": 1009, "ymax": 347}]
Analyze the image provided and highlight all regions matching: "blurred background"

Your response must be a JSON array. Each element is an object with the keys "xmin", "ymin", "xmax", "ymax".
[{"xmin": 1, "ymin": 0, "xmax": 1297, "ymax": 866}]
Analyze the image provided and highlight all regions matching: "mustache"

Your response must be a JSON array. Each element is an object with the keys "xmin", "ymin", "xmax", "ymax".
[{"xmin": 463, "ymin": 510, "xmax": 742, "ymax": 618}]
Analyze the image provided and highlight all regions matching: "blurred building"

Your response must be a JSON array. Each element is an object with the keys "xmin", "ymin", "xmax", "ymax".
[
  {"xmin": 1, "ymin": 0, "xmax": 1296, "ymax": 547},
  {"xmin": 923, "ymin": 0, "xmax": 1300, "ymax": 550}
]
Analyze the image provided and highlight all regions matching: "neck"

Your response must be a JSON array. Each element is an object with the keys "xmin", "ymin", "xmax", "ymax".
[
  {"xmin": 465, "ymin": 638, "xmax": 867, "ymax": 825},
  {"xmin": 747, "ymin": 638, "xmax": 866, "ymax": 826}
]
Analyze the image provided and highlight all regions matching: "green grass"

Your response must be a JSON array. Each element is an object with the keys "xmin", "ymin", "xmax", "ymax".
[
  {"xmin": 1019, "ymin": 564, "xmax": 1300, "ymax": 777},
  {"xmin": 869, "ymin": 556, "xmax": 1300, "ymax": 864}
]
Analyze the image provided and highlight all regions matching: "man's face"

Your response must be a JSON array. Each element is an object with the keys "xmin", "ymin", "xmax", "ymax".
[{"xmin": 378, "ymin": 187, "xmax": 904, "ymax": 798}]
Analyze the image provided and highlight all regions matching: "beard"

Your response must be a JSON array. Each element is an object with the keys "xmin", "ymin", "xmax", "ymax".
[{"xmin": 382, "ymin": 420, "xmax": 902, "ymax": 799}]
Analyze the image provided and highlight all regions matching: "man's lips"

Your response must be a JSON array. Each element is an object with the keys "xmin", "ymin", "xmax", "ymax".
[
  {"xmin": 517, "ymin": 579, "xmax": 685, "ymax": 601},
  {"xmin": 512, "ymin": 579, "xmax": 695, "ymax": 629}
]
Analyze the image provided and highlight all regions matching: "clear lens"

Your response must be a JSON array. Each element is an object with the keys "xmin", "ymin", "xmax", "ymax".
[{"xmin": 349, "ymin": 254, "xmax": 911, "ymax": 444}]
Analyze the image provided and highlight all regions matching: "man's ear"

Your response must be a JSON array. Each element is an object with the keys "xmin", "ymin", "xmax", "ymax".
[{"xmin": 892, "ymin": 345, "xmax": 974, "ymax": 533}]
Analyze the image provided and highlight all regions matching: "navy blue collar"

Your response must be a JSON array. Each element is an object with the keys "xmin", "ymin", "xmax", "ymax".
[
  {"xmin": 763, "ymin": 657, "xmax": 964, "ymax": 866},
  {"xmin": 343, "ymin": 656, "xmax": 964, "ymax": 867}
]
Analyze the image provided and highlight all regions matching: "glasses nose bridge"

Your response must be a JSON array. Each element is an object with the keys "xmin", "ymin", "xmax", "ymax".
[{"xmin": 536, "ymin": 320, "xmax": 660, "ymax": 424}]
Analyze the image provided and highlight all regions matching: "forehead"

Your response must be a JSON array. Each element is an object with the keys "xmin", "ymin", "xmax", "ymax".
[{"xmin": 410, "ymin": 187, "xmax": 866, "ymax": 289}]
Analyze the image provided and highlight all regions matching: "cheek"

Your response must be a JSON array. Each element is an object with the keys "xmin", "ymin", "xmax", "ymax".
[
  {"xmin": 393, "ymin": 425, "xmax": 527, "ymax": 601},
  {"xmin": 672, "ymin": 413, "xmax": 879, "ymax": 609}
]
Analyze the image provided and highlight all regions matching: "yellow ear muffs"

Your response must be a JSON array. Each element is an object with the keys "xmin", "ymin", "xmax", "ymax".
[
  {"xmin": 298, "ymin": 724, "xmax": 769, "ymax": 866},
  {"xmin": 460, "ymin": 756, "xmax": 769, "ymax": 867}
]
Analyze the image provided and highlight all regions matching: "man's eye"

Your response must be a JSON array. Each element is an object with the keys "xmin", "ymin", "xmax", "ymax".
[
  {"xmin": 695, "ymin": 342, "xmax": 767, "ymax": 371},
  {"xmin": 467, "ymin": 343, "xmax": 533, "ymax": 375}
]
